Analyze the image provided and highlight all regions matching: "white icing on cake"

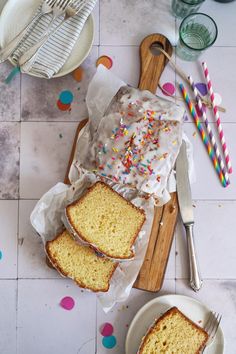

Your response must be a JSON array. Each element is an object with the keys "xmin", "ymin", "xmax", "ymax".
[{"xmin": 77, "ymin": 86, "xmax": 184, "ymax": 199}]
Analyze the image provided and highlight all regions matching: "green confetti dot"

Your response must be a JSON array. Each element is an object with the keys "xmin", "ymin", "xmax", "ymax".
[{"xmin": 0, "ymin": 250, "xmax": 2, "ymax": 260}]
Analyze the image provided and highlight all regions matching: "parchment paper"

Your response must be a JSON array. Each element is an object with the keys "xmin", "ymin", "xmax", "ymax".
[
  {"xmin": 30, "ymin": 65, "xmax": 194, "ymax": 312},
  {"xmin": 31, "ymin": 173, "xmax": 154, "ymax": 312}
]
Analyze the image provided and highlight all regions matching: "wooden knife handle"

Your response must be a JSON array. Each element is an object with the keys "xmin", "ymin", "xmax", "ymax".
[{"xmin": 139, "ymin": 33, "xmax": 172, "ymax": 94}]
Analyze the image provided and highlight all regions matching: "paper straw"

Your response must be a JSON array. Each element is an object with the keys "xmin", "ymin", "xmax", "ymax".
[
  {"xmin": 188, "ymin": 75, "xmax": 230, "ymax": 186},
  {"xmin": 179, "ymin": 83, "xmax": 227, "ymax": 187},
  {"xmin": 202, "ymin": 62, "xmax": 232, "ymax": 174}
]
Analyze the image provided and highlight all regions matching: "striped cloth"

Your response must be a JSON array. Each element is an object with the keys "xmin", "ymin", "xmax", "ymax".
[{"xmin": 11, "ymin": 0, "xmax": 97, "ymax": 78}]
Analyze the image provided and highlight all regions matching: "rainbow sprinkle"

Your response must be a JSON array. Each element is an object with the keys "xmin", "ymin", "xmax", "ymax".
[{"xmin": 96, "ymin": 105, "xmax": 175, "ymax": 182}]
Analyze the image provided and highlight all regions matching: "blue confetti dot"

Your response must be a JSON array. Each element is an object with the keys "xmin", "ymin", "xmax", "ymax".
[
  {"xmin": 59, "ymin": 90, "xmax": 74, "ymax": 104},
  {"xmin": 0, "ymin": 250, "xmax": 2, "ymax": 260},
  {"xmin": 102, "ymin": 335, "xmax": 117, "ymax": 349}
]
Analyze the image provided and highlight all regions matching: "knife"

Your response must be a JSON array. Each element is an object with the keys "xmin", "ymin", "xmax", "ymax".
[{"xmin": 176, "ymin": 141, "xmax": 202, "ymax": 292}]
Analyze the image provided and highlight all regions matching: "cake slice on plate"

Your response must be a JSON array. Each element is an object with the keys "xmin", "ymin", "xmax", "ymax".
[
  {"xmin": 46, "ymin": 230, "xmax": 118, "ymax": 292},
  {"xmin": 66, "ymin": 181, "xmax": 146, "ymax": 260},
  {"xmin": 138, "ymin": 307, "xmax": 208, "ymax": 354}
]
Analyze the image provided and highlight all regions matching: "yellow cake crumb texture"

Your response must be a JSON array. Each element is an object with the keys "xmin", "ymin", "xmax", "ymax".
[
  {"xmin": 139, "ymin": 307, "xmax": 208, "ymax": 354},
  {"xmin": 46, "ymin": 230, "xmax": 117, "ymax": 292},
  {"xmin": 66, "ymin": 181, "xmax": 146, "ymax": 259}
]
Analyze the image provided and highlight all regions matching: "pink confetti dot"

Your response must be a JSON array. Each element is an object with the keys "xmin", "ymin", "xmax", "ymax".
[
  {"xmin": 162, "ymin": 82, "xmax": 175, "ymax": 96},
  {"xmin": 60, "ymin": 296, "xmax": 75, "ymax": 310},
  {"xmin": 100, "ymin": 322, "xmax": 114, "ymax": 337}
]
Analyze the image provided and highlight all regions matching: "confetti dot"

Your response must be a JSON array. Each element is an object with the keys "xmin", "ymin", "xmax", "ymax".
[
  {"xmin": 59, "ymin": 90, "xmax": 74, "ymax": 104},
  {"xmin": 0, "ymin": 250, "xmax": 2, "ymax": 260},
  {"xmin": 57, "ymin": 100, "xmax": 71, "ymax": 111},
  {"xmin": 214, "ymin": 92, "xmax": 222, "ymax": 106},
  {"xmin": 96, "ymin": 55, "xmax": 113, "ymax": 69},
  {"xmin": 102, "ymin": 335, "xmax": 117, "ymax": 349},
  {"xmin": 60, "ymin": 296, "xmax": 75, "ymax": 310},
  {"xmin": 184, "ymin": 113, "xmax": 188, "ymax": 122},
  {"xmin": 195, "ymin": 83, "xmax": 208, "ymax": 96},
  {"xmin": 161, "ymin": 82, "xmax": 175, "ymax": 96},
  {"xmin": 195, "ymin": 103, "xmax": 206, "ymax": 117},
  {"xmin": 73, "ymin": 67, "xmax": 84, "ymax": 82},
  {"xmin": 100, "ymin": 323, "xmax": 114, "ymax": 337}
]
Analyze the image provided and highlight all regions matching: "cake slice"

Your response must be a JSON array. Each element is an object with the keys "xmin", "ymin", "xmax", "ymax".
[
  {"xmin": 46, "ymin": 230, "xmax": 118, "ymax": 292},
  {"xmin": 66, "ymin": 181, "xmax": 146, "ymax": 259},
  {"xmin": 138, "ymin": 307, "xmax": 208, "ymax": 354}
]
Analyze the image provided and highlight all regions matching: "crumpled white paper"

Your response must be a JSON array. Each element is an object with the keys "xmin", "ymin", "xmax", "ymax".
[
  {"xmin": 31, "ymin": 173, "xmax": 154, "ymax": 312},
  {"xmin": 30, "ymin": 65, "xmax": 195, "ymax": 312}
]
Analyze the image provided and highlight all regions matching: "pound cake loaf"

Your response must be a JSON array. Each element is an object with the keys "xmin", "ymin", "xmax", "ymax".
[
  {"xmin": 46, "ymin": 230, "xmax": 118, "ymax": 292},
  {"xmin": 138, "ymin": 307, "xmax": 208, "ymax": 354},
  {"xmin": 66, "ymin": 181, "xmax": 146, "ymax": 259},
  {"xmin": 75, "ymin": 85, "xmax": 184, "ymax": 201}
]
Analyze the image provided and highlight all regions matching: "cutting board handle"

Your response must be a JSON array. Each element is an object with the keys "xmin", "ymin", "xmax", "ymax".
[{"xmin": 139, "ymin": 34, "xmax": 173, "ymax": 94}]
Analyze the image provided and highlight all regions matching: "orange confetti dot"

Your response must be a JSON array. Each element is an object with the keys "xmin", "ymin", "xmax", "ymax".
[
  {"xmin": 96, "ymin": 55, "xmax": 113, "ymax": 69},
  {"xmin": 57, "ymin": 100, "xmax": 71, "ymax": 111},
  {"xmin": 73, "ymin": 66, "xmax": 84, "ymax": 82}
]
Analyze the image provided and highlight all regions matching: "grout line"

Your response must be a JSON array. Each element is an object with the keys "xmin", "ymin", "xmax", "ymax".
[
  {"xmin": 16, "ymin": 277, "xmax": 19, "ymax": 354},
  {"xmin": 0, "ymin": 277, "xmax": 64, "ymax": 280},
  {"xmin": 1, "ymin": 198, "xmax": 236, "ymax": 202},
  {"xmin": 98, "ymin": 0, "xmax": 101, "ymax": 47},
  {"xmin": 16, "ymin": 199, "xmax": 20, "ymax": 354},
  {"xmin": 174, "ymin": 278, "xmax": 236, "ymax": 281},
  {"xmin": 3, "ymin": 120, "xmax": 236, "ymax": 124},
  {"xmin": 20, "ymin": 68, "xmax": 22, "ymax": 122},
  {"xmin": 174, "ymin": 17, "xmax": 177, "ymax": 296},
  {"xmin": 1, "ymin": 277, "xmax": 236, "ymax": 281},
  {"xmin": 65, "ymin": 44, "xmax": 236, "ymax": 48},
  {"xmin": 95, "ymin": 297, "xmax": 98, "ymax": 354}
]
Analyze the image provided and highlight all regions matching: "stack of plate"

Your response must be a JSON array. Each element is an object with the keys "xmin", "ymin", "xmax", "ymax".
[{"xmin": 0, "ymin": 0, "xmax": 95, "ymax": 78}]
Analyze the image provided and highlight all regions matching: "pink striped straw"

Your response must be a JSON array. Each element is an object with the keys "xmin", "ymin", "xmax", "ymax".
[
  {"xmin": 202, "ymin": 62, "xmax": 232, "ymax": 174},
  {"xmin": 188, "ymin": 75, "xmax": 230, "ymax": 186}
]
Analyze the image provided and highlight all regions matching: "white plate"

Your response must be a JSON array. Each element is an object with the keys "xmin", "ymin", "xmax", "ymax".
[
  {"xmin": 0, "ymin": 0, "xmax": 94, "ymax": 78},
  {"xmin": 126, "ymin": 294, "xmax": 224, "ymax": 354}
]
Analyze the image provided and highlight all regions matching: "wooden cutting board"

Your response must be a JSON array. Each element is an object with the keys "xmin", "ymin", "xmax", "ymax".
[{"xmin": 64, "ymin": 34, "xmax": 179, "ymax": 292}]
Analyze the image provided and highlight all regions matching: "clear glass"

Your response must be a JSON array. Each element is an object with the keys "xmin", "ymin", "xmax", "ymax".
[
  {"xmin": 176, "ymin": 13, "xmax": 218, "ymax": 61},
  {"xmin": 171, "ymin": 0, "xmax": 205, "ymax": 18}
]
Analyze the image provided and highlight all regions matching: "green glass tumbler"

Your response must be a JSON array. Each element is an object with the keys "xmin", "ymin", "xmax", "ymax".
[
  {"xmin": 171, "ymin": 0, "xmax": 205, "ymax": 18},
  {"xmin": 176, "ymin": 13, "xmax": 218, "ymax": 61}
]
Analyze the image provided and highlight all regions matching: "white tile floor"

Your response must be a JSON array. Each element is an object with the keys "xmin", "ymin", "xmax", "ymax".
[
  {"xmin": 20, "ymin": 122, "xmax": 78, "ymax": 198},
  {"xmin": 1, "ymin": 0, "xmax": 236, "ymax": 353}
]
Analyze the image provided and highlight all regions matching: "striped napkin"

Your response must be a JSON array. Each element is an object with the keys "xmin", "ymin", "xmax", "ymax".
[{"xmin": 11, "ymin": 0, "xmax": 97, "ymax": 78}]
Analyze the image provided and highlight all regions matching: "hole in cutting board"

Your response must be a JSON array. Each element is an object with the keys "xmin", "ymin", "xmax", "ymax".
[{"xmin": 150, "ymin": 42, "xmax": 164, "ymax": 56}]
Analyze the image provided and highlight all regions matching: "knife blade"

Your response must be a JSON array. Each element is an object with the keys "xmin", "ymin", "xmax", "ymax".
[
  {"xmin": 176, "ymin": 140, "xmax": 194, "ymax": 224},
  {"xmin": 176, "ymin": 140, "xmax": 202, "ymax": 292}
]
